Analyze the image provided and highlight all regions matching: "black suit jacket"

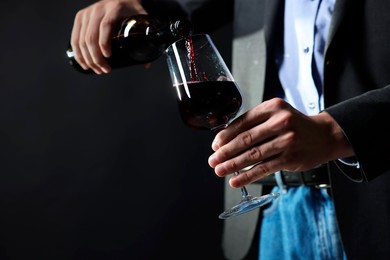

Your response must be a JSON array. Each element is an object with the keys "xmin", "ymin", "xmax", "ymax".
[
  {"xmin": 250, "ymin": 0, "xmax": 390, "ymax": 259},
  {"xmin": 147, "ymin": 0, "xmax": 390, "ymax": 259},
  {"xmin": 321, "ymin": 1, "xmax": 390, "ymax": 259}
]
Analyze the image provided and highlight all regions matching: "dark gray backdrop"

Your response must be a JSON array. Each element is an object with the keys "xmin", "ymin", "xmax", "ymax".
[{"xmin": 0, "ymin": 0, "xmax": 233, "ymax": 259}]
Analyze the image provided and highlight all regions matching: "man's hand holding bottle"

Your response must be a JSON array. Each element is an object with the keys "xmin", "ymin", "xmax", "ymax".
[{"xmin": 70, "ymin": 0, "xmax": 147, "ymax": 74}]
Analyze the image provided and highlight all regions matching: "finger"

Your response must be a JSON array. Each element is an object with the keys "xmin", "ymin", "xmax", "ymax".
[
  {"xmin": 99, "ymin": 14, "xmax": 115, "ymax": 58},
  {"xmin": 228, "ymin": 155, "xmax": 282, "ymax": 188},
  {"xmin": 212, "ymin": 98, "xmax": 289, "ymax": 152},
  {"xmin": 86, "ymin": 10, "xmax": 112, "ymax": 73},
  {"xmin": 71, "ymin": 10, "xmax": 89, "ymax": 70},
  {"xmin": 209, "ymin": 119, "xmax": 280, "ymax": 168},
  {"xmin": 97, "ymin": 2, "xmax": 148, "ymax": 67},
  {"xmin": 79, "ymin": 11, "xmax": 104, "ymax": 74},
  {"xmin": 212, "ymin": 103, "xmax": 270, "ymax": 151},
  {"xmin": 213, "ymin": 135, "xmax": 283, "ymax": 177},
  {"xmin": 210, "ymin": 98, "xmax": 297, "ymax": 168},
  {"xmin": 89, "ymin": 14, "xmax": 118, "ymax": 73}
]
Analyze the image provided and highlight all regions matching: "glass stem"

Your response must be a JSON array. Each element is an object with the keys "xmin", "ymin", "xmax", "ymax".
[{"xmin": 234, "ymin": 171, "xmax": 249, "ymax": 198}]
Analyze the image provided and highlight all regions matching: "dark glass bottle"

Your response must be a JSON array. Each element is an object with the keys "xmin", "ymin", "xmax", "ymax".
[{"xmin": 66, "ymin": 14, "xmax": 192, "ymax": 74}]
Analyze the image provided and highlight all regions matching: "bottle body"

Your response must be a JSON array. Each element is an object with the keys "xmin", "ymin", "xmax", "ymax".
[{"xmin": 66, "ymin": 14, "xmax": 192, "ymax": 73}]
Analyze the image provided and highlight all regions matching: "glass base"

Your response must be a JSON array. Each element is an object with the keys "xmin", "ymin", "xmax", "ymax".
[{"xmin": 218, "ymin": 192, "xmax": 280, "ymax": 219}]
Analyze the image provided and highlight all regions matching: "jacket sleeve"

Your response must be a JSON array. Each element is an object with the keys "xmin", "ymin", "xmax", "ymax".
[{"xmin": 325, "ymin": 85, "xmax": 390, "ymax": 182}]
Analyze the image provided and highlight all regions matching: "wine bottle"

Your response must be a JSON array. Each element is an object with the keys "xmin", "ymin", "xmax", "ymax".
[{"xmin": 66, "ymin": 14, "xmax": 192, "ymax": 74}]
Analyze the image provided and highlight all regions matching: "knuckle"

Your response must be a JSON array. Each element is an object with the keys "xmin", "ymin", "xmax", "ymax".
[
  {"xmin": 270, "ymin": 97, "xmax": 283, "ymax": 106},
  {"xmin": 85, "ymin": 34, "xmax": 96, "ymax": 45},
  {"xmin": 228, "ymin": 160, "xmax": 239, "ymax": 172},
  {"xmin": 107, "ymin": 0, "xmax": 122, "ymax": 8},
  {"xmin": 240, "ymin": 131, "xmax": 253, "ymax": 147},
  {"xmin": 254, "ymin": 163, "xmax": 269, "ymax": 177},
  {"xmin": 232, "ymin": 114, "xmax": 245, "ymax": 131},
  {"xmin": 272, "ymin": 111, "xmax": 294, "ymax": 133},
  {"xmin": 280, "ymin": 111, "xmax": 294, "ymax": 125},
  {"xmin": 265, "ymin": 97, "xmax": 284, "ymax": 109},
  {"xmin": 75, "ymin": 10, "xmax": 84, "ymax": 21},
  {"xmin": 218, "ymin": 147, "xmax": 229, "ymax": 161},
  {"xmin": 240, "ymin": 172, "xmax": 251, "ymax": 184},
  {"xmin": 283, "ymin": 131, "xmax": 296, "ymax": 143},
  {"xmin": 239, "ymin": 163, "xmax": 270, "ymax": 185},
  {"xmin": 248, "ymin": 147, "xmax": 262, "ymax": 161},
  {"xmin": 79, "ymin": 40, "xmax": 87, "ymax": 50},
  {"xmin": 100, "ymin": 17, "xmax": 115, "ymax": 28}
]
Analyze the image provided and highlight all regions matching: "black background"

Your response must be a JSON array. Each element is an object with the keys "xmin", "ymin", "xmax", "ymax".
[{"xmin": 0, "ymin": 0, "xmax": 232, "ymax": 259}]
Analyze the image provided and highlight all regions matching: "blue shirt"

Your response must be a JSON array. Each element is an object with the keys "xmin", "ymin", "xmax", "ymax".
[
  {"xmin": 279, "ymin": 0, "xmax": 335, "ymax": 115},
  {"xmin": 279, "ymin": 0, "xmax": 360, "ymax": 168}
]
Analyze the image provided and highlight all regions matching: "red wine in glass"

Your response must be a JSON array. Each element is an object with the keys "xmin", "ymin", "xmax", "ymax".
[
  {"xmin": 175, "ymin": 81, "xmax": 242, "ymax": 131},
  {"xmin": 177, "ymin": 34, "xmax": 242, "ymax": 130},
  {"xmin": 166, "ymin": 34, "xmax": 280, "ymax": 219}
]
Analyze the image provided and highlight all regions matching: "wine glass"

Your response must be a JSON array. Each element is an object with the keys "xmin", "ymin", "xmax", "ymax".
[{"xmin": 165, "ymin": 34, "xmax": 280, "ymax": 219}]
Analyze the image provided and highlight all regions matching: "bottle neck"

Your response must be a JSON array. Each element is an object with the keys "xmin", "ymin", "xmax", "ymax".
[{"xmin": 155, "ymin": 19, "xmax": 192, "ymax": 47}]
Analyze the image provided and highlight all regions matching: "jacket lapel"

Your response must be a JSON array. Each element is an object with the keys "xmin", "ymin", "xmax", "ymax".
[
  {"xmin": 326, "ymin": 0, "xmax": 351, "ymax": 52},
  {"xmin": 264, "ymin": 0, "xmax": 349, "ymax": 56}
]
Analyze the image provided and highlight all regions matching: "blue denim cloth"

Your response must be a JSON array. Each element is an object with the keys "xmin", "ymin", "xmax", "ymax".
[{"xmin": 259, "ymin": 185, "xmax": 346, "ymax": 260}]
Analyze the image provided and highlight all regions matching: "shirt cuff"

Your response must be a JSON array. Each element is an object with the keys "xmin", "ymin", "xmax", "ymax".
[{"xmin": 338, "ymin": 156, "xmax": 360, "ymax": 169}]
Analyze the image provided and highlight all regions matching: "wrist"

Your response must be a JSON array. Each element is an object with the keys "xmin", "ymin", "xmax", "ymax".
[{"xmin": 314, "ymin": 111, "xmax": 355, "ymax": 160}]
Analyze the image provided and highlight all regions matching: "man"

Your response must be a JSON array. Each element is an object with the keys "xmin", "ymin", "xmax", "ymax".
[{"xmin": 70, "ymin": 0, "xmax": 390, "ymax": 259}]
